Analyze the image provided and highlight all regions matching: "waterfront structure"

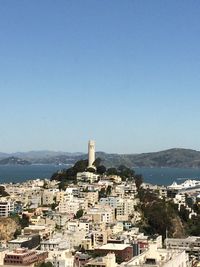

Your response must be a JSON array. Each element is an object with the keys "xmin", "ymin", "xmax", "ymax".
[
  {"xmin": 88, "ymin": 140, "xmax": 95, "ymax": 168},
  {"xmin": 168, "ymin": 179, "xmax": 200, "ymax": 191}
]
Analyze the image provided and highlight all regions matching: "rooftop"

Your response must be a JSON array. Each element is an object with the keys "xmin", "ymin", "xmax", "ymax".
[{"xmin": 98, "ymin": 243, "xmax": 130, "ymax": 250}]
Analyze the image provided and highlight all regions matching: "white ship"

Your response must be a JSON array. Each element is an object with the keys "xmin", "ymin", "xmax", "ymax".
[{"xmin": 168, "ymin": 179, "xmax": 200, "ymax": 190}]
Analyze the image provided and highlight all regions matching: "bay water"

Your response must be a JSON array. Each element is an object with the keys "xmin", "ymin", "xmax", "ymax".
[{"xmin": 0, "ymin": 165, "xmax": 200, "ymax": 185}]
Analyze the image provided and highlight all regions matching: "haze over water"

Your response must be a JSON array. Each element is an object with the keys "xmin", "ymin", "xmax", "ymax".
[{"xmin": 0, "ymin": 165, "xmax": 200, "ymax": 185}]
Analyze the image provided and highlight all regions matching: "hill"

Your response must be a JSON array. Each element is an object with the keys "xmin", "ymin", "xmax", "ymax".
[
  {"xmin": 95, "ymin": 149, "xmax": 200, "ymax": 168},
  {"xmin": 1, "ymin": 148, "xmax": 200, "ymax": 168},
  {"xmin": 0, "ymin": 157, "xmax": 31, "ymax": 165}
]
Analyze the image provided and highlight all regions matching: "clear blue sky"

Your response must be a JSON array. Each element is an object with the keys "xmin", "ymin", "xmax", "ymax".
[{"xmin": 0, "ymin": 0, "xmax": 200, "ymax": 153}]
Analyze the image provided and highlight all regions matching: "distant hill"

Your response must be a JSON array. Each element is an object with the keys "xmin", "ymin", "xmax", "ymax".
[
  {"xmin": 1, "ymin": 148, "xmax": 200, "ymax": 168},
  {"xmin": 0, "ymin": 157, "xmax": 31, "ymax": 165},
  {"xmin": 99, "ymin": 148, "xmax": 200, "ymax": 168},
  {"xmin": 96, "ymin": 149, "xmax": 200, "ymax": 168}
]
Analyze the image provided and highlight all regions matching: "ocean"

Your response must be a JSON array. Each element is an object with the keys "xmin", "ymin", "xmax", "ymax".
[{"xmin": 0, "ymin": 165, "xmax": 200, "ymax": 185}]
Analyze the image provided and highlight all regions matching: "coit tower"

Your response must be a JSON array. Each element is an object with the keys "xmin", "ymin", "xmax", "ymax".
[{"xmin": 88, "ymin": 140, "xmax": 95, "ymax": 168}]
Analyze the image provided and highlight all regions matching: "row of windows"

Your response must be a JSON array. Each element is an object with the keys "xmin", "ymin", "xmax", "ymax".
[{"xmin": 4, "ymin": 260, "xmax": 23, "ymax": 264}]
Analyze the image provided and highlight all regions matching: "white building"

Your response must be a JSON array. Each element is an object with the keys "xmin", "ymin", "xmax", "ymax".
[
  {"xmin": 174, "ymin": 193, "xmax": 186, "ymax": 209},
  {"xmin": 0, "ymin": 201, "xmax": 14, "ymax": 217},
  {"xmin": 168, "ymin": 179, "xmax": 200, "ymax": 191},
  {"xmin": 58, "ymin": 197, "xmax": 87, "ymax": 215},
  {"xmin": 41, "ymin": 238, "xmax": 69, "ymax": 251},
  {"xmin": 87, "ymin": 205, "xmax": 114, "ymax": 223},
  {"xmin": 86, "ymin": 252, "xmax": 117, "ymax": 267},
  {"xmin": 42, "ymin": 190, "xmax": 54, "ymax": 206},
  {"xmin": 77, "ymin": 172, "xmax": 99, "ymax": 184},
  {"xmin": 47, "ymin": 250, "xmax": 74, "ymax": 267},
  {"xmin": 122, "ymin": 243, "xmax": 189, "ymax": 267},
  {"xmin": 166, "ymin": 236, "xmax": 200, "ymax": 256}
]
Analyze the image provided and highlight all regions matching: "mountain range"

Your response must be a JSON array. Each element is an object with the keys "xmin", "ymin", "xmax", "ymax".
[{"xmin": 1, "ymin": 148, "xmax": 200, "ymax": 168}]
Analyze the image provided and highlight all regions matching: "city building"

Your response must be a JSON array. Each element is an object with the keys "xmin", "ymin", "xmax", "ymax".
[
  {"xmin": 95, "ymin": 243, "xmax": 133, "ymax": 262},
  {"xmin": 123, "ymin": 242, "xmax": 189, "ymax": 267},
  {"xmin": 0, "ymin": 202, "xmax": 14, "ymax": 217},
  {"xmin": 8, "ymin": 235, "xmax": 40, "ymax": 250},
  {"xmin": 166, "ymin": 236, "xmax": 200, "ymax": 257},
  {"xmin": 86, "ymin": 253, "xmax": 117, "ymax": 267},
  {"xmin": 4, "ymin": 248, "xmax": 48, "ymax": 266},
  {"xmin": 77, "ymin": 172, "xmax": 99, "ymax": 184}
]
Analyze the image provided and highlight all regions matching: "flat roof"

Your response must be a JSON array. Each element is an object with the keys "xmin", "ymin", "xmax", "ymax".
[
  {"xmin": 98, "ymin": 243, "xmax": 130, "ymax": 250},
  {"xmin": 8, "ymin": 238, "xmax": 30, "ymax": 243},
  {"xmin": 25, "ymin": 225, "xmax": 46, "ymax": 230},
  {"xmin": 41, "ymin": 238, "xmax": 62, "ymax": 245}
]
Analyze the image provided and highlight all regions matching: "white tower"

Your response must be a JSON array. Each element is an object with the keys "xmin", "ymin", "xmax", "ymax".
[{"xmin": 88, "ymin": 140, "xmax": 95, "ymax": 168}]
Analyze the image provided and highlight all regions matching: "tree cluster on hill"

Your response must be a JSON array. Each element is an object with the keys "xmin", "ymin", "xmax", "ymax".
[
  {"xmin": 137, "ymin": 189, "xmax": 200, "ymax": 238},
  {"xmin": 0, "ymin": 186, "xmax": 9, "ymax": 197},
  {"xmin": 137, "ymin": 189, "xmax": 186, "ymax": 238},
  {"xmin": 11, "ymin": 213, "xmax": 30, "ymax": 229},
  {"xmin": 51, "ymin": 159, "xmax": 89, "ymax": 189},
  {"xmin": 179, "ymin": 201, "xmax": 200, "ymax": 236},
  {"xmin": 106, "ymin": 165, "xmax": 134, "ymax": 180},
  {"xmin": 51, "ymin": 157, "xmax": 142, "ymax": 190}
]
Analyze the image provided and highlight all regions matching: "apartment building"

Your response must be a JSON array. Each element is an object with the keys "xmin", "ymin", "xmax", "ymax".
[
  {"xmin": 4, "ymin": 248, "xmax": 48, "ymax": 266},
  {"xmin": 0, "ymin": 201, "xmax": 14, "ymax": 217}
]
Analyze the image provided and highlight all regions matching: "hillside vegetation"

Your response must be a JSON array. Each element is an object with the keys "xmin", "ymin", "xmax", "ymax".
[{"xmin": 1, "ymin": 148, "xmax": 200, "ymax": 168}]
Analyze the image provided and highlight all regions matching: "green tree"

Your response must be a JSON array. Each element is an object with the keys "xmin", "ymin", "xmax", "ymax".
[
  {"xmin": 75, "ymin": 209, "xmax": 84, "ymax": 219},
  {"xmin": 20, "ymin": 214, "xmax": 29, "ymax": 228},
  {"xmin": 99, "ymin": 188, "xmax": 106, "ymax": 199},
  {"xmin": 51, "ymin": 202, "xmax": 57, "ymax": 211},
  {"xmin": 134, "ymin": 174, "xmax": 143, "ymax": 190},
  {"xmin": 106, "ymin": 185, "xmax": 112, "ymax": 196},
  {"xmin": 51, "ymin": 159, "xmax": 88, "ymax": 183},
  {"xmin": 0, "ymin": 186, "xmax": 9, "ymax": 197},
  {"xmin": 13, "ymin": 228, "xmax": 21, "ymax": 239},
  {"xmin": 107, "ymin": 168, "xmax": 118, "ymax": 176},
  {"xmin": 118, "ymin": 165, "xmax": 135, "ymax": 180},
  {"xmin": 58, "ymin": 181, "xmax": 68, "ymax": 191},
  {"xmin": 73, "ymin": 159, "xmax": 88, "ymax": 172},
  {"xmin": 179, "ymin": 205, "xmax": 189, "ymax": 222},
  {"xmin": 187, "ymin": 216, "xmax": 200, "ymax": 236},
  {"xmin": 97, "ymin": 165, "xmax": 106, "ymax": 175},
  {"xmin": 43, "ymin": 180, "xmax": 49, "ymax": 189},
  {"xmin": 93, "ymin": 157, "xmax": 102, "ymax": 167}
]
